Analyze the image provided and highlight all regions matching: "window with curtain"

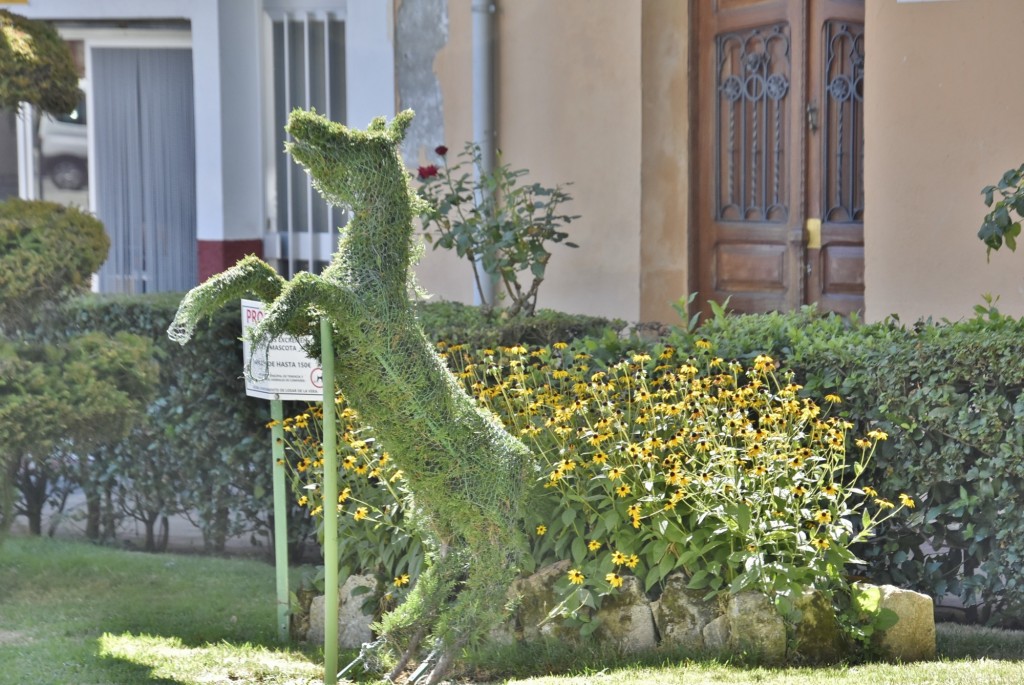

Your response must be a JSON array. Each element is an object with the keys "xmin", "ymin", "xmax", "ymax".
[{"xmin": 92, "ymin": 47, "xmax": 196, "ymax": 293}]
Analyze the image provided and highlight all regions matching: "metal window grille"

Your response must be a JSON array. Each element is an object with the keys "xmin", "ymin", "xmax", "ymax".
[{"xmin": 265, "ymin": 11, "xmax": 347, "ymax": 277}]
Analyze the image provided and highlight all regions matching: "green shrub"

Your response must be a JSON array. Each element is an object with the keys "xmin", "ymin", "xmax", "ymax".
[
  {"xmin": 655, "ymin": 304, "xmax": 1024, "ymax": 626},
  {"xmin": 57, "ymin": 293, "xmax": 281, "ymax": 551},
  {"xmin": 281, "ymin": 341, "xmax": 913, "ymax": 645},
  {"xmin": 414, "ymin": 300, "xmax": 622, "ymax": 350},
  {"xmin": 0, "ymin": 199, "xmax": 108, "ymax": 330},
  {"xmin": 0, "ymin": 10, "xmax": 80, "ymax": 115}
]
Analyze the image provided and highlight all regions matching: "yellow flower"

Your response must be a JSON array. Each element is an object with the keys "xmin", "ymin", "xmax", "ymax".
[
  {"xmin": 812, "ymin": 537, "xmax": 831, "ymax": 550},
  {"xmin": 875, "ymin": 498, "xmax": 895, "ymax": 509},
  {"xmin": 790, "ymin": 485, "xmax": 808, "ymax": 497},
  {"xmin": 625, "ymin": 554, "xmax": 640, "ymax": 569},
  {"xmin": 341, "ymin": 455, "xmax": 357, "ymax": 470},
  {"xmin": 587, "ymin": 539, "xmax": 602, "ymax": 552},
  {"xmin": 607, "ymin": 467, "xmax": 625, "ymax": 481},
  {"xmin": 591, "ymin": 452, "xmax": 609, "ymax": 465},
  {"xmin": 824, "ymin": 483, "xmax": 840, "ymax": 497},
  {"xmin": 606, "ymin": 573, "xmax": 624, "ymax": 589},
  {"xmin": 338, "ymin": 487, "xmax": 351, "ymax": 503},
  {"xmin": 824, "ymin": 394, "xmax": 842, "ymax": 404},
  {"xmin": 310, "ymin": 505, "xmax": 322, "ymax": 517},
  {"xmin": 899, "ymin": 493, "xmax": 916, "ymax": 509},
  {"xmin": 353, "ymin": 507, "xmax": 369, "ymax": 521},
  {"xmin": 536, "ymin": 525, "xmax": 547, "ymax": 536},
  {"xmin": 393, "ymin": 573, "xmax": 410, "ymax": 587},
  {"xmin": 862, "ymin": 486, "xmax": 878, "ymax": 497},
  {"xmin": 553, "ymin": 341, "xmax": 569, "ymax": 350},
  {"xmin": 611, "ymin": 551, "xmax": 627, "ymax": 566},
  {"xmin": 297, "ymin": 495, "xmax": 309, "ymax": 507},
  {"xmin": 814, "ymin": 510, "xmax": 832, "ymax": 524},
  {"xmin": 695, "ymin": 339, "xmax": 713, "ymax": 350},
  {"xmin": 567, "ymin": 569, "xmax": 586, "ymax": 585},
  {"xmin": 354, "ymin": 464, "xmax": 369, "ymax": 476},
  {"xmin": 855, "ymin": 438, "xmax": 872, "ymax": 449},
  {"xmin": 616, "ymin": 483, "xmax": 632, "ymax": 498},
  {"xmin": 868, "ymin": 429, "xmax": 889, "ymax": 441}
]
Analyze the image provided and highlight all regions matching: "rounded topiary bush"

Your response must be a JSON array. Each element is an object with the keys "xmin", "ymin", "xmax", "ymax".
[{"xmin": 0, "ymin": 198, "xmax": 109, "ymax": 328}]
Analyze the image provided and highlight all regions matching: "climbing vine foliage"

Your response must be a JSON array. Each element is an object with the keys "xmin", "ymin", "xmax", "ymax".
[{"xmin": 168, "ymin": 109, "xmax": 531, "ymax": 684}]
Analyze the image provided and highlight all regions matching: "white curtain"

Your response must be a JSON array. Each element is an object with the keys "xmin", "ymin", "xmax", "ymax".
[{"xmin": 94, "ymin": 47, "xmax": 196, "ymax": 293}]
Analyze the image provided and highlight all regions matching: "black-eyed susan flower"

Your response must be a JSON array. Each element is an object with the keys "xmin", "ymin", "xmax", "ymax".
[
  {"xmin": 868, "ymin": 429, "xmax": 889, "ymax": 441},
  {"xmin": 393, "ymin": 573, "xmax": 410, "ymax": 587},
  {"xmin": 606, "ymin": 572, "xmax": 624, "ymax": 588},
  {"xmin": 824, "ymin": 483, "xmax": 840, "ymax": 497},
  {"xmin": 536, "ymin": 524, "xmax": 547, "ymax": 536},
  {"xmin": 567, "ymin": 569, "xmax": 585, "ymax": 585},
  {"xmin": 611, "ymin": 551, "xmax": 627, "ymax": 566},
  {"xmin": 814, "ymin": 510, "xmax": 832, "ymax": 524},
  {"xmin": 616, "ymin": 483, "xmax": 632, "ymax": 498},
  {"xmin": 588, "ymin": 539, "xmax": 602, "ymax": 552},
  {"xmin": 863, "ymin": 486, "xmax": 878, "ymax": 497},
  {"xmin": 625, "ymin": 554, "xmax": 640, "ymax": 569},
  {"xmin": 875, "ymin": 498, "xmax": 895, "ymax": 509},
  {"xmin": 812, "ymin": 537, "xmax": 831, "ymax": 551},
  {"xmin": 899, "ymin": 493, "xmax": 916, "ymax": 509},
  {"xmin": 353, "ymin": 507, "xmax": 369, "ymax": 521}
]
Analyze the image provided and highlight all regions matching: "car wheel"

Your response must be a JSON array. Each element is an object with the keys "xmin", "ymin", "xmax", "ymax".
[{"xmin": 50, "ymin": 158, "xmax": 87, "ymax": 190}]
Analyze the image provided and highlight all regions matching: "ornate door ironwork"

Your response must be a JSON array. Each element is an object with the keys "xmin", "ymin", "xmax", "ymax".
[
  {"xmin": 716, "ymin": 22, "xmax": 791, "ymax": 223},
  {"xmin": 695, "ymin": 0, "xmax": 865, "ymax": 317}
]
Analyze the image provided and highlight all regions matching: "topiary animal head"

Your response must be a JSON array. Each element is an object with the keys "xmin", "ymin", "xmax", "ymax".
[{"xmin": 285, "ymin": 108, "xmax": 415, "ymax": 210}]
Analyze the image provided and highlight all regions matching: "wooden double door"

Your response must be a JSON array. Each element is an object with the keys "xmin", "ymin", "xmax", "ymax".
[{"xmin": 695, "ymin": 0, "xmax": 865, "ymax": 315}]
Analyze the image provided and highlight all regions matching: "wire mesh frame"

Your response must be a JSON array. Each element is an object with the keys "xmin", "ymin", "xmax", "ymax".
[
  {"xmin": 268, "ymin": 10, "xmax": 348, "ymax": 277},
  {"xmin": 715, "ymin": 22, "xmax": 791, "ymax": 223},
  {"xmin": 821, "ymin": 20, "xmax": 864, "ymax": 223}
]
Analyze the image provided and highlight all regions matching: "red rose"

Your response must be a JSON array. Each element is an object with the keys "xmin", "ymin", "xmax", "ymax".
[
  {"xmin": 418, "ymin": 164, "xmax": 439, "ymax": 180},
  {"xmin": 434, "ymin": 145, "xmax": 449, "ymax": 157}
]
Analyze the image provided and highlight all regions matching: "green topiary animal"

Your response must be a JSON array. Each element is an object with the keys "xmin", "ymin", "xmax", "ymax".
[{"xmin": 168, "ymin": 109, "xmax": 531, "ymax": 684}]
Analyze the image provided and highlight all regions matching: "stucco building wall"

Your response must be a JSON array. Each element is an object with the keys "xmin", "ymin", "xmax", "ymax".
[
  {"xmin": 410, "ymin": 0, "xmax": 646, "ymax": 321},
  {"xmin": 865, "ymin": 0, "xmax": 1024, "ymax": 321}
]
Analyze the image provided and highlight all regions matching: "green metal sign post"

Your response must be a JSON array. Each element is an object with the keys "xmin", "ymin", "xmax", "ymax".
[
  {"xmin": 241, "ymin": 300, "xmax": 335, "ymax": 681},
  {"xmin": 320, "ymin": 317, "xmax": 339, "ymax": 684},
  {"xmin": 270, "ymin": 399, "xmax": 290, "ymax": 643}
]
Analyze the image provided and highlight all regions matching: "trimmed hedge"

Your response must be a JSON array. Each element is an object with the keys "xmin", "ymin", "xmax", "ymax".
[
  {"xmin": 52, "ymin": 293, "xmax": 1024, "ymax": 625},
  {"xmin": 57, "ymin": 293, "xmax": 275, "ymax": 551},
  {"xmin": 53, "ymin": 295, "xmax": 622, "ymax": 553},
  {"xmin": 658, "ymin": 306, "xmax": 1024, "ymax": 626}
]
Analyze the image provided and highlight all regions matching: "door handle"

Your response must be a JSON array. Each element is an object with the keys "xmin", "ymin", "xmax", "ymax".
[
  {"xmin": 806, "ymin": 101, "xmax": 819, "ymax": 133},
  {"xmin": 805, "ymin": 218, "xmax": 822, "ymax": 249}
]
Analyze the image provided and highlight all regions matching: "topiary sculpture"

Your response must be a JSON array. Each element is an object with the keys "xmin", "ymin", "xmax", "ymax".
[{"xmin": 168, "ymin": 109, "xmax": 531, "ymax": 684}]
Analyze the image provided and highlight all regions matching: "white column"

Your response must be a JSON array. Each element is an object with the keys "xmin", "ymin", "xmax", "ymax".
[{"xmin": 345, "ymin": 0, "xmax": 396, "ymax": 128}]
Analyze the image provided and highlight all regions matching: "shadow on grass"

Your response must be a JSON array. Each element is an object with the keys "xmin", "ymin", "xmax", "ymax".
[
  {"xmin": 95, "ymin": 632, "xmax": 326, "ymax": 685},
  {"xmin": 94, "ymin": 652, "xmax": 182, "ymax": 685}
]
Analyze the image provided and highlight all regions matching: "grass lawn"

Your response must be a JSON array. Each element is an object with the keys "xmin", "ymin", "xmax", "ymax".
[{"xmin": 1, "ymin": 536, "xmax": 1023, "ymax": 685}]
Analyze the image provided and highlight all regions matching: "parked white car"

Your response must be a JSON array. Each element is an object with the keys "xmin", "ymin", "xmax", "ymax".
[{"xmin": 39, "ymin": 86, "xmax": 87, "ymax": 190}]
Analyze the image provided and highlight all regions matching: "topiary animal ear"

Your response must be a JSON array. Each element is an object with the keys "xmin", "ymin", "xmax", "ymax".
[{"xmin": 388, "ymin": 109, "xmax": 415, "ymax": 142}]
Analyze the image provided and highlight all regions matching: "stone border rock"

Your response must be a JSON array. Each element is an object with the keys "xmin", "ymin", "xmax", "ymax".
[{"xmin": 305, "ymin": 567, "xmax": 936, "ymax": 664}]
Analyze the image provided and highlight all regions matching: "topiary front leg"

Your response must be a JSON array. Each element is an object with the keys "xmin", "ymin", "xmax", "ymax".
[
  {"xmin": 247, "ymin": 271, "xmax": 355, "ymax": 354},
  {"xmin": 168, "ymin": 255, "xmax": 285, "ymax": 344}
]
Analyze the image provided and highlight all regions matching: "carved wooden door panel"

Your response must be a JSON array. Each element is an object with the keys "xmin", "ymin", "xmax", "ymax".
[{"xmin": 695, "ymin": 0, "xmax": 865, "ymax": 315}]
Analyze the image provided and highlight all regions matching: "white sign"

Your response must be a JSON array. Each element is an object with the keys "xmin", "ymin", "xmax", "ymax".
[{"xmin": 241, "ymin": 299, "xmax": 323, "ymax": 400}]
